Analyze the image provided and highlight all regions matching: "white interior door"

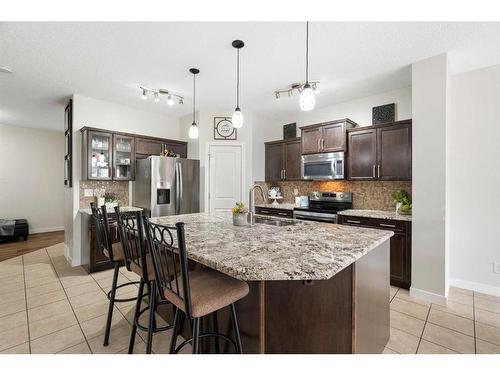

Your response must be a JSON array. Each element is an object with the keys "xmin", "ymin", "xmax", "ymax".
[{"xmin": 208, "ymin": 144, "xmax": 243, "ymax": 212}]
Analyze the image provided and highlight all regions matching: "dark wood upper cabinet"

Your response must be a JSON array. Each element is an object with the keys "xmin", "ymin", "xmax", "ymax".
[
  {"xmin": 112, "ymin": 134, "xmax": 135, "ymax": 181},
  {"xmin": 301, "ymin": 127, "xmax": 323, "ymax": 154},
  {"xmin": 347, "ymin": 120, "xmax": 412, "ymax": 181},
  {"xmin": 82, "ymin": 129, "xmax": 114, "ymax": 181},
  {"xmin": 377, "ymin": 123, "xmax": 412, "ymax": 180},
  {"xmin": 265, "ymin": 138, "xmax": 301, "ymax": 181},
  {"xmin": 300, "ymin": 119, "xmax": 357, "ymax": 155},
  {"xmin": 135, "ymin": 138, "xmax": 163, "ymax": 156},
  {"xmin": 81, "ymin": 127, "xmax": 187, "ymax": 181},
  {"xmin": 265, "ymin": 142, "xmax": 284, "ymax": 182},
  {"xmin": 284, "ymin": 140, "xmax": 302, "ymax": 180},
  {"xmin": 347, "ymin": 129, "xmax": 377, "ymax": 180}
]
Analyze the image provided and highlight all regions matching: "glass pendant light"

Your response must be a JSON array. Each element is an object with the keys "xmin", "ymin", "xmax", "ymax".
[
  {"xmin": 231, "ymin": 40, "xmax": 245, "ymax": 128},
  {"xmin": 300, "ymin": 22, "xmax": 315, "ymax": 111},
  {"xmin": 189, "ymin": 68, "xmax": 200, "ymax": 139}
]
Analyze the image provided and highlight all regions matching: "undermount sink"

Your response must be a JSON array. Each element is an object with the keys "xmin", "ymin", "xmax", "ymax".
[{"xmin": 254, "ymin": 216, "xmax": 298, "ymax": 227}]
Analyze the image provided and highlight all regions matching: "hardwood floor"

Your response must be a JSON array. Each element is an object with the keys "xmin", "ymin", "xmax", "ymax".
[{"xmin": 0, "ymin": 231, "xmax": 64, "ymax": 261}]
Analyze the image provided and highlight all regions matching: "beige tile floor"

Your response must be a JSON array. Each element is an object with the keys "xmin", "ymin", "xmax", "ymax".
[
  {"xmin": 385, "ymin": 285, "xmax": 500, "ymax": 354},
  {"xmin": 0, "ymin": 243, "xmax": 189, "ymax": 354},
  {"xmin": 1, "ymin": 243, "xmax": 499, "ymax": 354}
]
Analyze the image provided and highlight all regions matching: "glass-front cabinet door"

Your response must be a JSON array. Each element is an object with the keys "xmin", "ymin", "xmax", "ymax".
[
  {"xmin": 87, "ymin": 130, "xmax": 113, "ymax": 180},
  {"xmin": 113, "ymin": 134, "xmax": 135, "ymax": 180}
]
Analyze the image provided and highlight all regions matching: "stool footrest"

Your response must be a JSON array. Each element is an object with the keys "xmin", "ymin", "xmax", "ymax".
[
  {"xmin": 135, "ymin": 300, "xmax": 173, "ymax": 333},
  {"xmin": 106, "ymin": 280, "xmax": 145, "ymax": 303},
  {"xmin": 173, "ymin": 332, "xmax": 237, "ymax": 354}
]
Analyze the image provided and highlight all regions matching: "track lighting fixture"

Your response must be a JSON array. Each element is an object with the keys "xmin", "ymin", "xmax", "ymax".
[{"xmin": 139, "ymin": 86, "xmax": 184, "ymax": 106}]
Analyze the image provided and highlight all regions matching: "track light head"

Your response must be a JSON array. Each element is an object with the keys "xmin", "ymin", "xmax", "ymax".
[{"xmin": 141, "ymin": 88, "xmax": 147, "ymax": 100}]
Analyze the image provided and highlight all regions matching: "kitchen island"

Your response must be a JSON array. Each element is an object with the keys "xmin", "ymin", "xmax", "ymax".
[{"xmin": 150, "ymin": 212, "xmax": 393, "ymax": 354}]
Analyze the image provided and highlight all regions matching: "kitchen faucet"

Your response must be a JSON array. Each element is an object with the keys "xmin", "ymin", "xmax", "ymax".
[{"xmin": 248, "ymin": 184, "xmax": 266, "ymax": 225}]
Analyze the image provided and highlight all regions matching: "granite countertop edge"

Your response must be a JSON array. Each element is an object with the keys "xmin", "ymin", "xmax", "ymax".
[
  {"xmin": 79, "ymin": 206, "xmax": 143, "ymax": 215},
  {"xmin": 338, "ymin": 209, "xmax": 412, "ymax": 222}
]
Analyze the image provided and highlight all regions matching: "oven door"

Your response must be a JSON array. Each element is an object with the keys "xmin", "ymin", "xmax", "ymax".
[{"xmin": 293, "ymin": 210, "xmax": 338, "ymax": 223}]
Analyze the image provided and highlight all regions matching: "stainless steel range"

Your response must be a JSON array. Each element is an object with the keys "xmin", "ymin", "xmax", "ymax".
[{"xmin": 293, "ymin": 191, "xmax": 352, "ymax": 223}]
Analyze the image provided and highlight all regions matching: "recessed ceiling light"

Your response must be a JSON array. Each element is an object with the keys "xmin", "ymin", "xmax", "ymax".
[{"xmin": 0, "ymin": 65, "xmax": 13, "ymax": 74}]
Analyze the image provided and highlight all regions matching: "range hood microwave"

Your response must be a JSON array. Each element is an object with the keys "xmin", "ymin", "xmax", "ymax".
[{"xmin": 301, "ymin": 152, "xmax": 345, "ymax": 180}]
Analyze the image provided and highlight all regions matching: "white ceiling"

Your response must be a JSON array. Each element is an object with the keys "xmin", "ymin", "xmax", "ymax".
[{"xmin": 1, "ymin": 22, "xmax": 499, "ymax": 130}]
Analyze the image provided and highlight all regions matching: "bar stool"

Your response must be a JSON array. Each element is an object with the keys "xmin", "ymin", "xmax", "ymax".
[
  {"xmin": 144, "ymin": 218, "xmax": 250, "ymax": 354},
  {"xmin": 89, "ymin": 203, "xmax": 142, "ymax": 347},
  {"xmin": 114, "ymin": 207, "xmax": 174, "ymax": 354}
]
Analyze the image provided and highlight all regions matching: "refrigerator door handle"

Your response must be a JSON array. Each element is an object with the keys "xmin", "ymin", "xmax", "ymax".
[
  {"xmin": 178, "ymin": 161, "xmax": 183, "ymax": 212},
  {"xmin": 175, "ymin": 162, "xmax": 180, "ymax": 215}
]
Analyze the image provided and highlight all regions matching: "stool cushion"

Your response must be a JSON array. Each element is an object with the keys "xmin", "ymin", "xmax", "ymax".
[
  {"xmin": 163, "ymin": 268, "xmax": 249, "ymax": 318},
  {"xmin": 130, "ymin": 253, "xmax": 175, "ymax": 281},
  {"xmin": 103, "ymin": 242, "xmax": 125, "ymax": 262}
]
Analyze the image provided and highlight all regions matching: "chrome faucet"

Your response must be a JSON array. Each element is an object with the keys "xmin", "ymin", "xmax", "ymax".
[{"xmin": 248, "ymin": 184, "xmax": 266, "ymax": 225}]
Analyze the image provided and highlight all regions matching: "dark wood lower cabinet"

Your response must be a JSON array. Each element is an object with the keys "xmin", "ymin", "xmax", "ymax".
[
  {"xmin": 255, "ymin": 207, "xmax": 293, "ymax": 218},
  {"xmin": 338, "ymin": 215, "xmax": 412, "ymax": 289},
  {"xmin": 86, "ymin": 215, "xmax": 122, "ymax": 273}
]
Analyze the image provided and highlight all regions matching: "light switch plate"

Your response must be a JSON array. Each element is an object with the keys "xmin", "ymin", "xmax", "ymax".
[
  {"xmin": 494, "ymin": 262, "xmax": 500, "ymax": 274},
  {"xmin": 84, "ymin": 189, "xmax": 94, "ymax": 197}
]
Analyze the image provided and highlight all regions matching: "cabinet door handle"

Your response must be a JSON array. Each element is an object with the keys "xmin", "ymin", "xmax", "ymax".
[
  {"xmin": 277, "ymin": 212, "xmax": 289, "ymax": 216},
  {"xmin": 260, "ymin": 210, "xmax": 269, "ymax": 214},
  {"xmin": 280, "ymin": 170, "xmax": 284, "ymax": 179},
  {"xmin": 379, "ymin": 223, "xmax": 396, "ymax": 228},
  {"xmin": 347, "ymin": 219, "xmax": 361, "ymax": 224},
  {"xmin": 318, "ymin": 138, "xmax": 321, "ymax": 151},
  {"xmin": 283, "ymin": 169, "xmax": 286, "ymax": 180},
  {"xmin": 372, "ymin": 165, "xmax": 376, "ymax": 178},
  {"xmin": 321, "ymin": 139, "xmax": 325, "ymax": 149},
  {"xmin": 378, "ymin": 164, "xmax": 381, "ymax": 178}
]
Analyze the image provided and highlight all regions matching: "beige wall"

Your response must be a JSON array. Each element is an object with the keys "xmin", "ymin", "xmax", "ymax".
[{"xmin": 0, "ymin": 123, "xmax": 64, "ymax": 233}]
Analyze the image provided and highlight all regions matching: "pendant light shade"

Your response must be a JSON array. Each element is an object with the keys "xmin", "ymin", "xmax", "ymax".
[
  {"xmin": 232, "ymin": 40, "xmax": 245, "ymax": 128},
  {"xmin": 232, "ymin": 107, "xmax": 244, "ymax": 128},
  {"xmin": 189, "ymin": 68, "xmax": 200, "ymax": 139},
  {"xmin": 300, "ymin": 83, "xmax": 315, "ymax": 111},
  {"xmin": 300, "ymin": 21, "xmax": 315, "ymax": 112}
]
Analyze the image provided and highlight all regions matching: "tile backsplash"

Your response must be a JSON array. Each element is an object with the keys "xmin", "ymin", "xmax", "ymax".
[
  {"xmin": 79, "ymin": 180, "xmax": 129, "ymax": 209},
  {"xmin": 255, "ymin": 180, "xmax": 412, "ymax": 211}
]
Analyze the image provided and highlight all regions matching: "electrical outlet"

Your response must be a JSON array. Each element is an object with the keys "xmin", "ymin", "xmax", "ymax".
[
  {"xmin": 494, "ymin": 262, "xmax": 500, "ymax": 274},
  {"xmin": 84, "ymin": 189, "xmax": 94, "ymax": 197}
]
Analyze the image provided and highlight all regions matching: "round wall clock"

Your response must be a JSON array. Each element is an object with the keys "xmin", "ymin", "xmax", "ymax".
[{"xmin": 214, "ymin": 117, "xmax": 237, "ymax": 140}]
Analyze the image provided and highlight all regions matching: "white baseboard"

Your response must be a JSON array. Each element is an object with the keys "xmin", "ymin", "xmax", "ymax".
[
  {"xmin": 410, "ymin": 287, "xmax": 447, "ymax": 305},
  {"xmin": 449, "ymin": 278, "xmax": 500, "ymax": 298},
  {"xmin": 30, "ymin": 226, "xmax": 65, "ymax": 234}
]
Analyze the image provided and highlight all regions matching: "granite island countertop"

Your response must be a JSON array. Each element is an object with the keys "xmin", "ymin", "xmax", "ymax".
[
  {"xmin": 79, "ymin": 206, "xmax": 143, "ymax": 215},
  {"xmin": 149, "ymin": 212, "xmax": 393, "ymax": 281},
  {"xmin": 338, "ymin": 209, "xmax": 412, "ymax": 222}
]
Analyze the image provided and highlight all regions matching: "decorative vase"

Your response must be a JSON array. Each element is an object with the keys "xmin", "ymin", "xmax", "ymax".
[
  {"xmin": 97, "ymin": 197, "xmax": 105, "ymax": 207},
  {"xmin": 233, "ymin": 213, "xmax": 248, "ymax": 226}
]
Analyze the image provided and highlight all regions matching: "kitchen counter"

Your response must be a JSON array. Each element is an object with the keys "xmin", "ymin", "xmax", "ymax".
[
  {"xmin": 153, "ymin": 211, "xmax": 391, "ymax": 354},
  {"xmin": 338, "ymin": 209, "xmax": 412, "ymax": 222},
  {"xmin": 149, "ymin": 211, "xmax": 392, "ymax": 281},
  {"xmin": 79, "ymin": 206, "xmax": 143, "ymax": 215},
  {"xmin": 254, "ymin": 203, "xmax": 296, "ymax": 210}
]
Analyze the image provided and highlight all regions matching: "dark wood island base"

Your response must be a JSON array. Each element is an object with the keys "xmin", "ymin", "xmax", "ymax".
[{"xmin": 160, "ymin": 240, "xmax": 390, "ymax": 354}]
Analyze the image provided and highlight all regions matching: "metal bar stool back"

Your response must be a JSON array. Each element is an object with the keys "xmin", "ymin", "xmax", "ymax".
[
  {"xmin": 144, "ymin": 218, "xmax": 249, "ymax": 354},
  {"xmin": 114, "ymin": 208, "xmax": 173, "ymax": 354},
  {"xmin": 89, "ymin": 203, "xmax": 141, "ymax": 347}
]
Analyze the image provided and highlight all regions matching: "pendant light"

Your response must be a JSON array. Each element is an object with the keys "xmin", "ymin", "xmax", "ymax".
[
  {"xmin": 189, "ymin": 68, "xmax": 200, "ymax": 139},
  {"xmin": 231, "ymin": 40, "xmax": 245, "ymax": 128},
  {"xmin": 300, "ymin": 21, "xmax": 315, "ymax": 111}
]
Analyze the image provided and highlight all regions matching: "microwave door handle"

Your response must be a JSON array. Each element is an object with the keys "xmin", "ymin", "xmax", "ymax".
[{"xmin": 331, "ymin": 159, "xmax": 336, "ymax": 178}]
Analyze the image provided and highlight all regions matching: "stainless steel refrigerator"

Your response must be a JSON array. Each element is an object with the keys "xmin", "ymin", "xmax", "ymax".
[{"xmin": 133, "ymin": 156, "xmax": 200, "ymax": 217}]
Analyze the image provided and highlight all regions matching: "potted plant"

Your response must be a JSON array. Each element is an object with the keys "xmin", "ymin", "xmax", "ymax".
[
  {"xmin": 104, "ymin": 192, "xmax": 119, "ymax": 210},
  {"xmin": 392, "ymin": 190, "xmax": 412, "ymax": 215},
  {"xmin": 232, "ymin": 202, "xmax": 248, "ymax": 226}
]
